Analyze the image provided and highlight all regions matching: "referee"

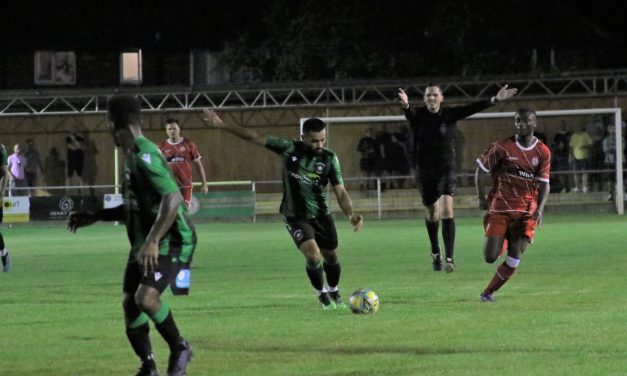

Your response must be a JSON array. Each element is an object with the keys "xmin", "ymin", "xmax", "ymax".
[{"xmin": 398, "ymin": 84, "xmax": 517, "ymax": 272}]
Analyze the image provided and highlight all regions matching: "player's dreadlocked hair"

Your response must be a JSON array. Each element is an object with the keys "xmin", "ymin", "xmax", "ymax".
[{"xmin": 107, "ymin": 95, "xmax": 142, "ymax": 130}]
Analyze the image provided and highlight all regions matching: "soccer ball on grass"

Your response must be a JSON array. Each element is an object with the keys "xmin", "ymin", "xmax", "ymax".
[{"xmin": 349, "ymin": 288, "xmax": 379, "ymax": 314}]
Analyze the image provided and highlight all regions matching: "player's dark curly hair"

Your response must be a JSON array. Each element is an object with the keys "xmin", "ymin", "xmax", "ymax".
[
  {"xmin": 107, "ymin": 95, "xmax": 141, "ymax": 130},
  {"xmin": 166, "ymin": 117, "xmax": 180, "ymax": 126},
  {"xmin": 302, "ymin": 118, "xmax": 326, "ymax": 133},
  {"xmin": 516, "ymin": 108, "xmax": 536, "ymax": 118}
]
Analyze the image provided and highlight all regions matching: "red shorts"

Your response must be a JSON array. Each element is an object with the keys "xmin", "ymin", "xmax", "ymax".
[{"xmin": 483, "ymin": 212, "xmax": 536, "ymax": 241}]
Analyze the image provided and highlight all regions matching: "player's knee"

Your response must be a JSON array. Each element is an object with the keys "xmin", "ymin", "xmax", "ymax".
[
  {"xmin": 484, "ymin": 253, "xmax": 499, "ymax": 264},
  {"xmin": 321, "ymin": 250, "xmax": 338, "ymax": 264},
  {"xmin": 305, "ymin": 253, "xmax": 322, "ymax": 265},
  {"xmin": 134, "ymin": 290, "xmax": 159, "ymax": 312},
  {"xmin": 426, "ymin": 212, "xmax": 439, "ymax": 222},
  {"xmin": 484, "ymin": 247, "xmax": 500, "ymax": 263}
]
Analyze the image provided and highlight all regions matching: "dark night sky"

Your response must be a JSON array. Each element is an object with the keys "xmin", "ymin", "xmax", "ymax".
[
  {"xmin": 0, "ymin": 1, "xmax": 266, "ymax": 50},
  {"xmin": 2, "ymin": 0, "xmax": 627, "ymax": 73}
]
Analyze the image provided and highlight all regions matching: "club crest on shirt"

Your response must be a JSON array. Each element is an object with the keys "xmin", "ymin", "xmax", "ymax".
[
  {"xmin": 179, "ymin": 146, "xmax": 186, "ymax": 152},
  {"xmin": 531, "ymin": 157, "xmax": 539, "ymax": 166},
  {"xmin": 293, "ymin": 229, "xmax": 303, "ymax": 240},
  {"xmin": 315, "ymin": 162, "xmax": 325, "ymax": 174},
  {"xmin": 141, "ymin": 153, "xmax": 152, "ymax": 164}
]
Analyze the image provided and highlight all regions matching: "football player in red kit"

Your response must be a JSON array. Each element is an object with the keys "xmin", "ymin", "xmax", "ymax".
[
  {"xmin": 475, "ymin": 108, "xmax": 550, "ymax": 302},
  {"xmin": 158, "ymin": 118, "xmax": 209, "ymax": 208}
]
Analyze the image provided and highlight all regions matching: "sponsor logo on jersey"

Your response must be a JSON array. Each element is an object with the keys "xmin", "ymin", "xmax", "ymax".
[
  {"xmin": 508, "ymin": 156, "xmax": 518, "ymax": 161},
  {"xmin": 288, "ymin": 171, "xmax": 320, "ymax": 186},
  {"xmin": 517, "ymin": 169, "xmax": 535, "ymax": 180},
  {"xmin": 169, "ymin": 156, "xmax": 186, "ymax": 163}
]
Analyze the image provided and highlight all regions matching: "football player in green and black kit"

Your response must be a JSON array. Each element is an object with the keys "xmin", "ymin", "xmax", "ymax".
[
  {"xmin": 68, "ymin": 96, "xmax": 195, "ymax": 376},
  {"xmin": 202, "ymin": 108, "xmax": 363, "ymax": 311},
  {"xmin": 0, "ymin": 143, "xmax": 10, "ymax": 272}
]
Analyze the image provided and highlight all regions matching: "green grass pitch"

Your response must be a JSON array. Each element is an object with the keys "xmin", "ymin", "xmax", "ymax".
[{"xmin": 1, "ymin": 213, "xmax": 626, "ymax": 375}]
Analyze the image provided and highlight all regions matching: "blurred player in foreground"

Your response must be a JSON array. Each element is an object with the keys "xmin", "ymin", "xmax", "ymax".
[
  {"xmin": 68, "ymin": 95, "xmax": 196, "ymax": 376},
  {"xmin": 0, "ymin": 144, "xmax": 10, "ymax": 272}
]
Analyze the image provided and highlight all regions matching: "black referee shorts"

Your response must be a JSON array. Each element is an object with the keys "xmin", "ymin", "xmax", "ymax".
[{"xmin": 415, "ymin": 164, "xmax": 456, "ymax": 206}]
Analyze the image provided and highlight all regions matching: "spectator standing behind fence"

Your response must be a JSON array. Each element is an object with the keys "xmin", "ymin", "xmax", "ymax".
[
  {"xmin": 356, "ymin": 128, "xmax": 377, "ymax": 191},
  {"xmin": 44, "ymin": 147, "xmax": 66, "ymax": 194},
  {"xmin": 66, "ymin": 128, "xmax": 85, "ymax": 193},
  {"xmin": 7, "ymin": 144, "xmax": 27, "ymax": 196},
  {"xmin": 388, "ymin": 133, "xmax": 410, "ymax": 188},
  {"xmin": 375, "ymin": 126, "xmax": 392, "ymax": 190},
  {"xmin": 551, "ymin": 126, "xmax": 572, "ymax": 193},
  {"xmin": 82, "ymin": 133, "xmax": 99, "ymax": 196},
  {"xmin": 23, "ymin": 139, "xmax": 44, "ymax": 194},
  {"xmin": 569, "ymin": 126, "xmax": 593, "ymax": 193},
  {"xmin": 602, "ymin": 124, "xmax": 625, "ymax": 201},
  {"xmin": 586, "ymin": 121, "xmax": 605, "ymax": 192}
]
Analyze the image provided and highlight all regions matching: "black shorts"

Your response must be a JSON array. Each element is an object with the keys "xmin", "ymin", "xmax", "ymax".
[
  {"xmin": 415, "ymin": 164, "xmax": 456, "ymax": 206},
  {"xmin": 284, "ymin": 214, "xmax": 339, "ymax": 250},
  {"xmin": 359, "ymin": 158, "xmax": 376, "ymax": 173},
  {"xmin": 0, "ymin": 206, "xmax": 3, "ymax": 223},
  {"xmin": 67, "ymin": 158, "xmax": 83, "ymax": 177},
  {"xmin": 123, "ymin": 254, "xmax": 180, "ymax": 294}
]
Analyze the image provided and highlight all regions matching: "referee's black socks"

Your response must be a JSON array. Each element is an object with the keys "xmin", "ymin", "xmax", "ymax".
[
  {"xmin": 442, "ymin": 218, "xmax": 456, "ymax": 260},
  {"xmin": 425, "ymin": 219, "xmax": 440, "ymax": 255}
]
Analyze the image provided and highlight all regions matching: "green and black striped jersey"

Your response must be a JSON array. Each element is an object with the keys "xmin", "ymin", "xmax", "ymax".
[
  {"xmin": 123, "ymin": 136, "xmax": 196, "ymax": 262},
  {"xmin": 266, "ymin": 136, "xmax": 344, "ymax": 219}
]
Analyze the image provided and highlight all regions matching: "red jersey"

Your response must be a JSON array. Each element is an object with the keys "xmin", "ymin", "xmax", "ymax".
[
  {"xmin": 157, "ymin": 138, "xmax": 201, "ymax": 189},
  {"xmin": 476, "ymin": 136, "xmax": 551, "ymax": 214}
]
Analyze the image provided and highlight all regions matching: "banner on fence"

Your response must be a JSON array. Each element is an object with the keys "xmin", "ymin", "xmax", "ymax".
[
  {"xmin": 190, "ymin": 191, "xmax": 255, "ymax": 219},
  {"xmin": 103, "ymin": 194, "xmax": 123, "ymax": 209},
  {"xmin": 2, "ymin": 196, "xmax": 30, "ymax": 223},
  {"xmin": 30, "ymin": 196, "xmax": 103, "ymax": 221}
]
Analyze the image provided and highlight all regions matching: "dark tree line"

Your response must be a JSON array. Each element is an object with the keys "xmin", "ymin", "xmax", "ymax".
[{"xmin": 217, "ymin": 0, "xmax": 627, "ymax": 82}]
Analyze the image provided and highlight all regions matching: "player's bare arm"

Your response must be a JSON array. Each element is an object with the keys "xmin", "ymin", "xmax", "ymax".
[
  {"xmin": 67, "ymin": 205, "xmax": 125, "ymax": 233},
  {"xmin": 397, "ymin": 88, "xmax": 409, "ymax": 109},
  {"xmin": 193, "ymin": 158, "xmax": 209, "ymax": 194},
  {"xmin": 139, "ymin": 191, "xmax": 183, "ymax": 275},
  {"xmin": 493, "ymin": 84, "xmax": 518, "ymax": 103},
  {"xmin": 202, "ymin": 108, "xmax": 266, "ymax": 147},
  {"xmin": 67, "ymin": 211, "xmax": 98, "ymax": 233},
  {"xmin": 333, "ymin": 184, "xmax": 363, "ymax": 232},
  {"xmin": 474, "ymin": 167, "xmax": 489, "ymax": 210},
  {"xmin": 534, "ymin": 181, "xmax": 550, "ymax": 228}
]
